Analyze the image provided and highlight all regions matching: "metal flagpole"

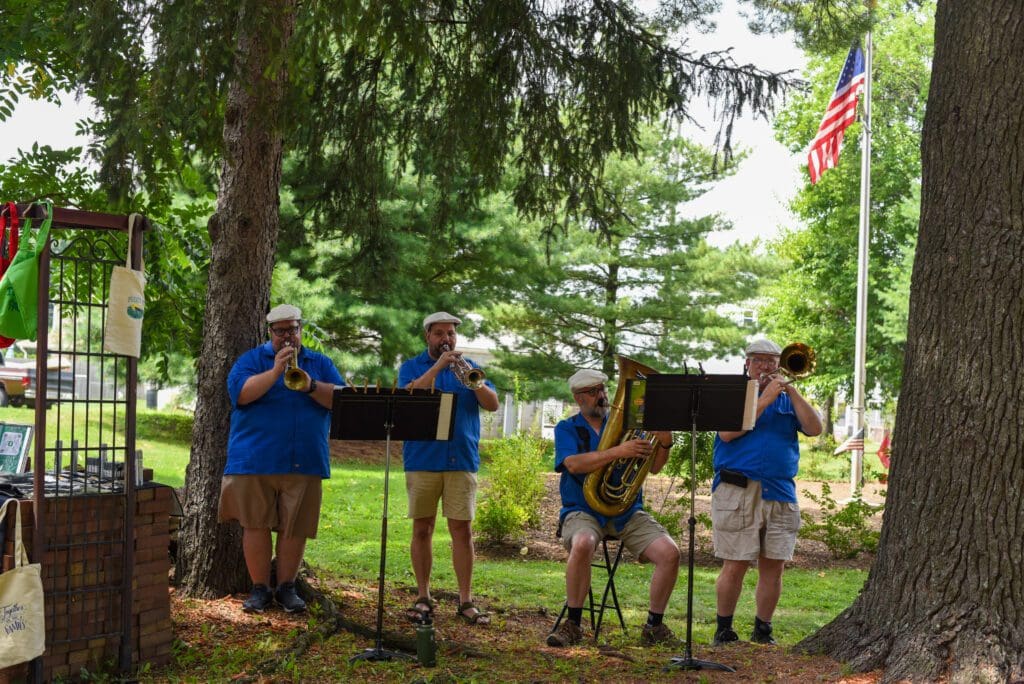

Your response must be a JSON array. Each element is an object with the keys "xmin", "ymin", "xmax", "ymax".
[{"xmin": 850, "ymin": 19, "xmax": 873, "ymax": 496}]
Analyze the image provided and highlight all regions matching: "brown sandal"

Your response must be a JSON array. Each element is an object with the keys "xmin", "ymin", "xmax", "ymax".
[
  {"xmin": 457, "ymin": 601, "xmax": 490, "ymax": 625},
  {"xmin": 406, "ymin": 597, "xmax": 434, "ymax": 624}
]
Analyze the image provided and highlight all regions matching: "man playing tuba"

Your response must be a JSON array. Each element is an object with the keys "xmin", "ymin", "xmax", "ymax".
[{"xmin": 547, "ymin": 368, "xmax": 680, "ymax": 648}]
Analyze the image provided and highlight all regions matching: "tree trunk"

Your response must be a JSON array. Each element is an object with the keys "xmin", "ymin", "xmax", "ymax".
[
  {"xmin": 800, "ymin": 3, "xmax": 1024, "ymax": 681},
  {"xmin": 177, "ymin": 0, "xmax": 297, "ymax": 597}
]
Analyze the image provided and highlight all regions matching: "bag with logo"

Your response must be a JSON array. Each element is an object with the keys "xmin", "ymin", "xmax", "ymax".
[
  {"xmin": 104, "ymin": 214, "xmax": 146, "ymax": 357},
  {"xmin": 0, "ymin": 498, "xmax": 46, "ymax": 668},
  {"xmin": 0, "ymin": 201, "xmax": 51, "ymax": 341}
]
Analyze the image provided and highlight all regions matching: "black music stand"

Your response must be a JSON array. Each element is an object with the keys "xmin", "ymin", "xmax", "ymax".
[
  {"xmin": 331, "ymin": 386, "xmax": 458, "ymax": 663},
  {"xmin": 643, "ymin": 373, "xmax": 756, "ymax": 673}
]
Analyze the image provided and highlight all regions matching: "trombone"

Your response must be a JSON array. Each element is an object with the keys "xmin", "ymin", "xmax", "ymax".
[{"xmin": 762, "ymin": 342, "xmax": 816, "ymax": 385}]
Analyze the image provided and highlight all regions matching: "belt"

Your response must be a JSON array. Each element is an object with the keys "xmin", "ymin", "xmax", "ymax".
[{"xmin": 718, "ymin": 468, "xmax": 749, "ymax": 488}]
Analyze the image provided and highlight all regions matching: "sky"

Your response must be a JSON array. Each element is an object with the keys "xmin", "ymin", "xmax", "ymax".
[{"xmin": 0, "ymin": 1, "xmax": 807, "ymax": 247}]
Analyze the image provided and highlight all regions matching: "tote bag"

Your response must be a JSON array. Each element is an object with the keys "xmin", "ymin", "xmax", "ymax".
[
  {"xmin": 103, "ymin": 214, "xmax": 146, "ymax": 357},
  {"xmin": 0, "ymin": 499, "xmax": 46, "ymax": 668},
  {"xmin": 0, "ymin": 202, "xmax": 51, "ymax": 342}
]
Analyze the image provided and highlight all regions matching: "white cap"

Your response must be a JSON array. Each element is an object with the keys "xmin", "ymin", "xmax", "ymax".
[
  {"xmin": 267, "ymin": 304, "xmax": 302, "ymax": 324},
  {"xmin": 423, "ymin": 311, "xmax": 462, "ymax": 331},
  {"xmin": 745, "ymin": 338, "xmax": 782, "ymax": 356},
  {"xmin": 568, "ymin": 369, "xmax": 608, "ymax": 393}
]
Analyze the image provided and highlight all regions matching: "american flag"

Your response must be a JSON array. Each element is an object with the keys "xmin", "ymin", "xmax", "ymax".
[
  {"xmin": 834, "ymin": 427, "xmax": 865, "ymax": 455},
  {"xmin": 807, "ymin": 44, "xmax": 866, "ymax": 184}
]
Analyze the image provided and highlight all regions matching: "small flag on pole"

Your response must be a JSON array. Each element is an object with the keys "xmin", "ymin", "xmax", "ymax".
[
  {"xmin": 876, "ymin": 429, "xmax": 891, "ymax": 469},
  {"xmin": 807, "ymin": 43, "xmax": 866, "ymax": 184},
  {"xmin": 834, "ymin": 427, "xmax": 865, "ymax": 455}
]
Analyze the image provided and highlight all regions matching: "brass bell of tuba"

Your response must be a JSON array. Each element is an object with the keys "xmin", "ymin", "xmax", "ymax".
[
  {"xmin": 283, "ymin": 344, "xmax": 312, "ymax": 391},
  {"xmin": 582, "ymin": 355, "xmax": 662, "ymax": 518}
]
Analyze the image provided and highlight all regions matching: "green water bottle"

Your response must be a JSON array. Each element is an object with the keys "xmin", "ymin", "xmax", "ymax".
[{"xmin": 416, "ymin": 618, "xmax": 437, "ymax": 667}]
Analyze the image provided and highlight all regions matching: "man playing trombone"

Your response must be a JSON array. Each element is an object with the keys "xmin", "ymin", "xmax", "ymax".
[
  {"xmin": 710, "ymin": 338, "xmax": 822, "ymax": 646},
  {"xmin": 399, "ymin": 311, "xmax": 499, "ymax": 626}
]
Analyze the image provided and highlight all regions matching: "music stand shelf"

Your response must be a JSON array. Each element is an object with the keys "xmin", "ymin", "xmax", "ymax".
[
  {"xmin": 643, "ymin": 374, "xmax": 756, "ymax": 673},
  {"xmin": 331, "ymin": 386, "xmax": 457, "ymax": 663}
]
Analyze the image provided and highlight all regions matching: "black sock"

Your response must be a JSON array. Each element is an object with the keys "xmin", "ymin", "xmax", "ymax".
[
  {"xmin": 754, "ymin": 616, "xmax": 772, "ymax": 632},
  {"xmin": 646, "ymin": 611, "xmax": 663, "ymax": 627},
  {"xmin": 567, "ymin": 607, "xmax": 583, "ymax": 625},
  {"xmin": 716, "ymin": 614, "xmax": 734, "ymax": 633}
]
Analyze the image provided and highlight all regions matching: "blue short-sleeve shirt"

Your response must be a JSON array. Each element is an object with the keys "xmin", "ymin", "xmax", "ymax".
[
  {"xmin": 225, "ymin": 342, "xmax": 345, "ymax": 478},
  {"xmin": 554, "ymin": 412, "xmax": 642, "ymax": 532},
  {"xmin": 712, "ymin": 392, "xmax": 804, "ymax": 502},
  {"xmin": 398, "ymin": 350, "xmax": 496, "ymax": 472}
]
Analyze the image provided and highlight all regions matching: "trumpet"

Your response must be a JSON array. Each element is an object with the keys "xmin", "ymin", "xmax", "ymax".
[
  {"xmin": 441, "ymin": 343, "xmax": 486, "ymax": 389},
  {"xmin": 283, "ymin": 344, "xmax": 312, "ymax": 391}
]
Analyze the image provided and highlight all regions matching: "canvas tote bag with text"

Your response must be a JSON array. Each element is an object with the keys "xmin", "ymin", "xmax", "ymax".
[
  {"xmin": 104, "ymin": 213, "xmax": 146, "ymax": 357},
  {"xmin": 0, "ymin": 498, "xmax": 46, "ymax": 668}
]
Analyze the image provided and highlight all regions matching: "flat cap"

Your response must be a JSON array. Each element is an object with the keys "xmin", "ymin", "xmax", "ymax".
[
  {"xmin": 267, "ymin": 304, "xmax": 302, "ymax": 324},
  {"xmin": 423, "ymin": 311, "xmax": 462, "ymax": 331},
  {"xmin": 745, "ymin": 338, "xmax": 782, "ymax": 356},
  {"xmin": 568, "ymin": 368, "xmax": 608, "ymax": 393}
]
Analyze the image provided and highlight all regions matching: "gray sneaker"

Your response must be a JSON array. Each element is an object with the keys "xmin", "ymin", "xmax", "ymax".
[
  {"xmin": 242, "ymin": 584, "xmax": 273, "ymax": 613},
  {"xmin": 274, "ymin": 581, "xmax": 307, "ymax": 613},
  {"xmin": 546, "ymin": 620, "xmax": 583, "ymax": 647}
]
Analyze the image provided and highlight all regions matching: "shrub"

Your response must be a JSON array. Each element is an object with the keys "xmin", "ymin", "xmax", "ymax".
[
  {"xmin": 799, "ymin": 482, "xmax": 882, "ymax": 559},
  {"xmin": 476, "ymin": 434, "xmax": 547, "ymax": 542},
  {"xmin": 137, "ymin": 410, "xmax": 194, "ymax": 442}
]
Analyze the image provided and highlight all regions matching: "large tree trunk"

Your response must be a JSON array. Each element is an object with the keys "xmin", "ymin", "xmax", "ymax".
[
  {"xmin": 799, "ymin": 3, "xmax": 1024, "ymax": 681},
  {"xmin": 177, "ymin": 0, "xmax": 297, "ymax": 597}
]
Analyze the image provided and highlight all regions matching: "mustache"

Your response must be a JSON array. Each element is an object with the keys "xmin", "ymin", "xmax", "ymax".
[{"xmin": 596, "ymin": 397, "xmax": 608, "ymax": 408}]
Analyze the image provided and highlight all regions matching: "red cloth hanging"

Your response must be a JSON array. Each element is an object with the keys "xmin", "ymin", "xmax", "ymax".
[{"xmin": 0, "ymin": 203, "xmax": 21, "ymax": 348}]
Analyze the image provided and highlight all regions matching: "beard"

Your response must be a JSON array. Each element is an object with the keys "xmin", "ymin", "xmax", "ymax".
[{"xmin": 584, "ymin": 399, "xmax": 609, "ymax": 420}]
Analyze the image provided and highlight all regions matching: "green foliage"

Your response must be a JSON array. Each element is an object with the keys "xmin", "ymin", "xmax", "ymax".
[
  {"xmin": 476, "ymin": 434, "xmax": 548, "ymax": 543},
  {"xmin": 663, "ymin": 432, "xmax": 715, "ymax": 491},
  {"xmin": 799, "ymin": 482, "xmax": 881, "ymax": 559},
  {"xmin": 135, "ymin": 411, "xmax": 194, "ymax": 443}
]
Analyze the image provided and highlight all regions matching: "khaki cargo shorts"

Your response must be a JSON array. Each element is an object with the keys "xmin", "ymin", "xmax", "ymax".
[
  {"xmin": 218, "ymin": 474, "xmax": 323, "ymax": 539},
  {"xmin": 711, "ymin": 480, "xmax": 801, "ymax": 561},
  {"xmin": 405, "ymin": 470, "xmax": 477, "ymax": 521},
  {"xmin": 560, "ymin": 510, "xmax": 668, "ymax": 560}
]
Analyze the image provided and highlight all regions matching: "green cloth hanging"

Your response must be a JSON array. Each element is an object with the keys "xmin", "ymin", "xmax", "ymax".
[{"xmin": 0, "ymin": 201, "xmax": 52, "ymax": 341}]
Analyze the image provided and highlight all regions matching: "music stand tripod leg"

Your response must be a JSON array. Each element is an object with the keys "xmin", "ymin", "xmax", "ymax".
[
  {"xmin": 665, "ymin": 409, "xmax": 735, "ymax": 673},
  {"xmin": 350, "ymin": 417, "xmax": 414, "ymax": 663}
]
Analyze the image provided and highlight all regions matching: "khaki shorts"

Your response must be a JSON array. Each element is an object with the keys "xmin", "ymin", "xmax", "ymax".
[
  {"xmin": 405, "ymin": 470, "xmax": 477, "ymax": 521},
  {"xmin": 711, "ymin": 480, "xmax": 801, "ymax": 561},
  {"xmin": 560, "ymin": 510, "xmax": 668, "ymax": 560},
  {"xmin": 218, "ymin": 474, "xmax": 323, "ymax": 539}
]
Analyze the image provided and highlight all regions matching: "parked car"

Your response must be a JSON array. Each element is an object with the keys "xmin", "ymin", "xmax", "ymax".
[{"xmin": 0, "ymin": 342, "xmax": 75, "ymax": 408}]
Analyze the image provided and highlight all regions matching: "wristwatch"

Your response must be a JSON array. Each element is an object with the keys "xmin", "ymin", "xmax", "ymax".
[{"xmin": 305, "ymin": 379, "xmax": 318, "ymax": 394}]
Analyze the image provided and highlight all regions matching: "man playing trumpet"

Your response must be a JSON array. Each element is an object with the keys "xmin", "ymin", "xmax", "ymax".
[
  {"xmin": 711, "ymin": 338, "xmax": 822, "ymax": 646},
  {"xmin": 219, "ymin": 304, "xmax": 345, "ymax": 614},
  {"xmin": 547, "ymin": 368, "xmax": 680, "ymax": 648}
]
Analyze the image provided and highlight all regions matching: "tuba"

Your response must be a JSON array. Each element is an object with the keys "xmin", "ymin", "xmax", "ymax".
[
  {"xmin": 582, "ymin": 356, "xmax": 661, "ymax": 517},
  {"xmin": 283, "ymin": 344, "xmax": 312, "ymax": 391}
]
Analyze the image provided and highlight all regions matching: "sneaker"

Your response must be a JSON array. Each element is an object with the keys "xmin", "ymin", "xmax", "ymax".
[
  {"xmin": 274, "ymin": 581, "xmax": 307, "ymax": 613},
  {"xmin": 546, "ymin": 620, "xmax": 583, "ymax": 647},
  {"xmin": 750, "ymin": 623, "xmax": 776, "ymax": 645},
  {"xmin": 242, "ymin": 584, "xmax": 273, "ymax": 613},
  {"xmin": 641, "ymin": 622, "xmax": 680, "ymax": 647},
  {"xmin": 712, "ymin": 627, "xmax": 739, "ymax": 645}
]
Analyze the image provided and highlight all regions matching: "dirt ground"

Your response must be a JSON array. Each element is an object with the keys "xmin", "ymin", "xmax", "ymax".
[{"xmin": 165, "ymin": 463, "xmax": 887, "ymax": 683}]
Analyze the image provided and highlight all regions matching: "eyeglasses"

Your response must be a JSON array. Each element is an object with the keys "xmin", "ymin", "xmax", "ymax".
[
  {"xmin": 574, "ymin": 385, "xmax": 607, "ymax": 397},
  {"xmin": 747, "ymin": 356, "xmax": 778, "ymax": 366},
  {"xmin": 269, "ymin": 325, "xmax": 301, "ymax": 337}
]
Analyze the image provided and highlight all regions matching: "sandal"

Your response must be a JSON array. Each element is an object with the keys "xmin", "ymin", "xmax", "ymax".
[
  {"xmin": 457, "ymin": 601, "xmax": 490, "ymax": 625},
  {"xmin": 406, "ymin": 597, "xmax": 434, "ymax": 624}
]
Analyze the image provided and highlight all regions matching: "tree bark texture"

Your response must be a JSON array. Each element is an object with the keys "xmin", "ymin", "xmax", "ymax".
[
  {"xmin": 177, "ymin": 0, "xmax": 297, "ymax": 597},
  {"xmin": 800, "ymin": 3, "xmax": 1024, "ymax": 682}
]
